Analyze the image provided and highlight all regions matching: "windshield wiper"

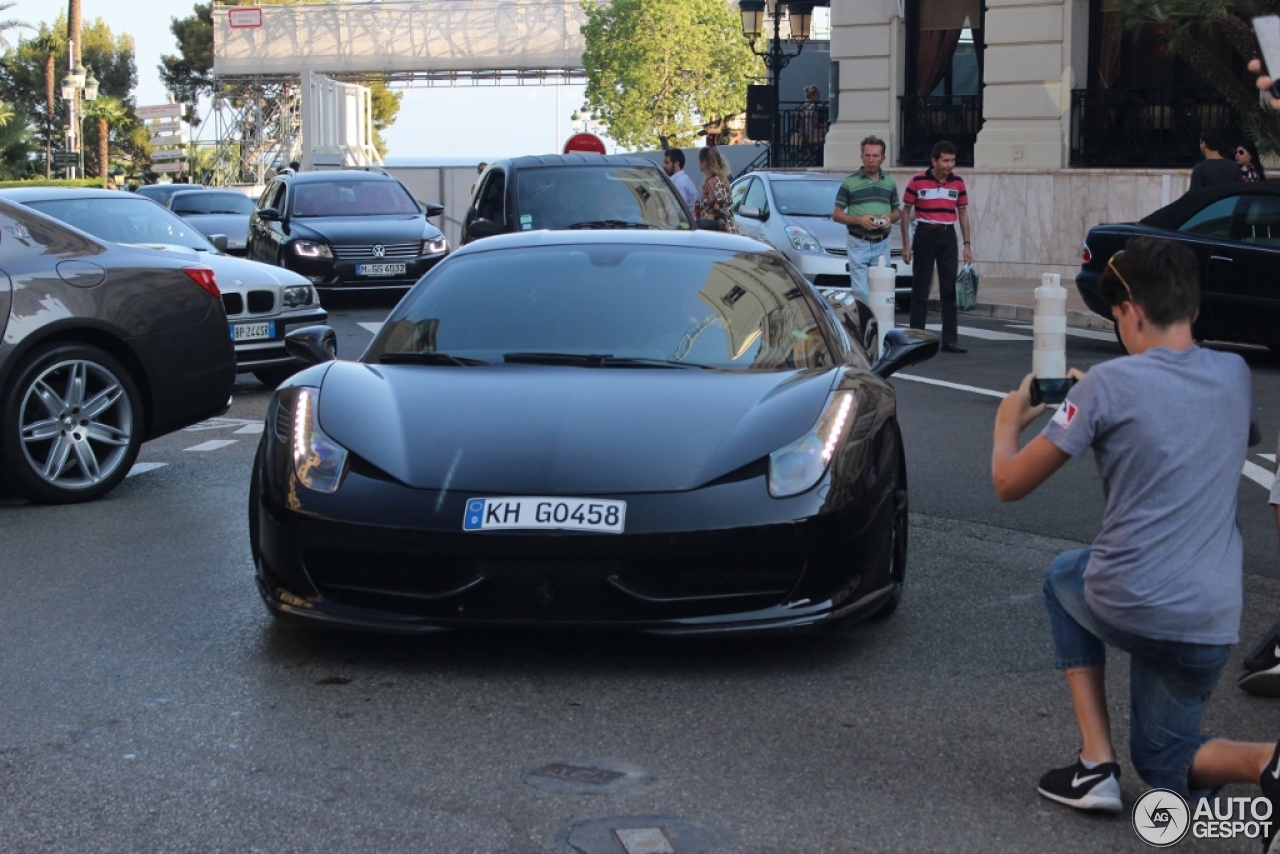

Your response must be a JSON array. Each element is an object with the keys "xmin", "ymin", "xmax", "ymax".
[
  {"xmin": 378, "ymin": 352, "xmax": 490, "ymax": 366},
  {"xmin": 502, "ymin": 352, "xmax": 708, "ymax": 369},
  {"xmin": 566, "ymin": 220, "xmax": 654, "ymax": 230}
]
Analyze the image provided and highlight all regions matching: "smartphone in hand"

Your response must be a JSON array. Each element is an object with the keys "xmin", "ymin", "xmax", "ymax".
[
  {"xmin": 1029, "ymin": 376, "xmax": 1077, "ymax": 407},
  {"xmin": 1254, "ymin": 15, "xmax": 1280, "ymax": 98}
]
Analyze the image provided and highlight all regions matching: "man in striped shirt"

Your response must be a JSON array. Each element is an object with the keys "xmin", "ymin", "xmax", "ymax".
[
  {"xmin": 900, "ymin": 141, "xmax": 973, "ymax": 353},
  {"xmin": 832, "ymin": 136, "xmax": 900, "ymax": 303}
]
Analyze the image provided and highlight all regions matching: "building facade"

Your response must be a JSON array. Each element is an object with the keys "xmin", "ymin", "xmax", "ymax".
[{"xmin": 825, "ymin": 0, "xmax": 1246, "ymax": 278}]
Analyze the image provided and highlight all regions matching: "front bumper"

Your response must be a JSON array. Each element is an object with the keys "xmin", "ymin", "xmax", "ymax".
[
  {"xmin": 231, "ymin": 307, "xmax": 329, "ymax": 370},
  {"xmin": 790, "ymin": 248, "xmax": 913, "ymax": 294},
  {"xmin": 288, "ymin": 252, "xmax": 448, "ymax": 290},
  {"xmin": 251, "ymin": 455, "xmax": 898, "ymax": 635}
]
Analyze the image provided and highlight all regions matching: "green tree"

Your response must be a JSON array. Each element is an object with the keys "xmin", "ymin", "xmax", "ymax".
[
  {"xmin": 83, "ymin": 94, "xmax": 127, "ymax": 182},
  {"xmin": 28, "ymin": 31, "xmax": 60, "ymax": 177},
  {"xmin": 0, "ymin": 1, "xmax": 29, "ymax": 50},
  {"xmin": 1103, "ymin": 0, "xmax": 1280, "ymax": 152},
  {"xmin": 580, "ymin": 0, "xmax": 760, "ymax": 150}
]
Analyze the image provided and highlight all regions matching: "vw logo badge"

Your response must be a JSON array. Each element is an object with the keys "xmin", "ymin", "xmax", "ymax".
[{"xmin": 372, "ymin": 244, "xmax": 385, "ymax": 258}]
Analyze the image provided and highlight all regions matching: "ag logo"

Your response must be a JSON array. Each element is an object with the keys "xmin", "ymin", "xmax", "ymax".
[
  {"xmin": 372, "ymin": 244, "xmax": 385, "ymax": 258},
  {"xmin": 1133, "ymin": 788, "xmax": 1190, "ymax": 846}
]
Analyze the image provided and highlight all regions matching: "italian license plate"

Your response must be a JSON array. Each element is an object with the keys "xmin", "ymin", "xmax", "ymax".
[
  {"xmin": 356, "ymin": 263, "xmax": 407, "ymax": 277},
  {"xmin": 462, "ymin": 497, "xmax": 626, "ymax": 533},
  {"xmin": 230, "ymin": 321, "xmax": 273, "ymax": 341}
]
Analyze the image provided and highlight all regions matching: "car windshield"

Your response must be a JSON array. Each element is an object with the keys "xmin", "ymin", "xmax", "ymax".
[
  {"xmin": 23, "ymin": 197, "xmax": 216, "ymax": 250},
  {"xmin": 770, "ymin": 178, "xmax": 844, "ymax": 217},
  {"xmin": 369, "ymin": 244, "xmax": 835, "ymax": 371},
  {"xmin": 290, "ymin": 180, "xmax": 420, "ymax": 217},
  {"xmin": 515, "ymin": 167, "xmax": 691, "ymax": 231},
  {"xmin": 170, "ymin": 192, "xmax": 255, "ymax": 216}
]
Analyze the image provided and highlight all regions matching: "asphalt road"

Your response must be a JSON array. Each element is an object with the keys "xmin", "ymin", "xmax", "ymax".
[{"xmin": 2, "ymin": 302, "xmax": 1279, "ymax": 853}]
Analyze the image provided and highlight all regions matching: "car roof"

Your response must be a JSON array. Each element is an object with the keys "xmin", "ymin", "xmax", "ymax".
[
  {"xmin": 0, "ymin": 187, "xmax": 156, "ymax": 203},
  {"xmin": 284, "ymin": 169, "xmax": 401, "ymax": 184},
  {"xmin": 493, "ymin": 154, "xmax": 661, "ymax": 170},
  {"xmin": 1141, "ymin": 179, "xmax": 1280, "ymax": 228},
  {"xmin": 447, "ymin": 228, "xmax": 774, "ymax": 260}
]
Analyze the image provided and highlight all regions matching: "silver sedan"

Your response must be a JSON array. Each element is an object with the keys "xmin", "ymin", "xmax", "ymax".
[{"xmin": 730, "ymin": 171, "xmax": 913, "ymax": 303}]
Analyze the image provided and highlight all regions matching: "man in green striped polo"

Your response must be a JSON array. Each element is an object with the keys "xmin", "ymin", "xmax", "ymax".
[{"xmin": 832, "ymin": 136, "xmax": 900, "ymax": 303}]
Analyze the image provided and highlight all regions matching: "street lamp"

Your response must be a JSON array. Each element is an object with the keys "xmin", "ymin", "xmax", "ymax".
[
  {"xmin": 59, "ymin": 49, "xmax": 98, "ymax": 179},
  {"xmin": 738, "ymin": 1, "xmax": 813, "ymax": 168}
]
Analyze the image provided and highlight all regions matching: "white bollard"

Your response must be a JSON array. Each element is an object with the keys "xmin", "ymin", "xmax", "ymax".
[
  {"xmin": 867, "ymin": 256, "xmax": 896, "ymax": 358},
  {"xmin": 1033, "ymin": 272, "xmax": 1068, "ymax": 379}
]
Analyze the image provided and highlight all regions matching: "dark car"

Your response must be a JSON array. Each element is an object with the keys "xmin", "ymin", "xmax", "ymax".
[
  {"xmin": 249, "ymin": 229, "xmax": 939, "ymax": 635},
  {"xmin": 462, "ymin": 154, "xmax": 693, "ymax": 245},
  {"xmin": 0, "ymin": 197, "xmax": 235, "ymax": 503},
  {"xmin": 168, "ymin": 189, "xmax": 256, "ymax": 255},
  {"xmin": 247, "ymin": 168, "xmax": 448, "ymax": 291},
  {"xmin": 134, "ymin": 183, "xmax": 207, "ymax": 207},
  {"xmin": 0, "ymin": 188, "xmax": 328, "ymax": 388},
  {"xmin": 1078, "ymin": 180, "xmax": 1280, "ymax": 350}
]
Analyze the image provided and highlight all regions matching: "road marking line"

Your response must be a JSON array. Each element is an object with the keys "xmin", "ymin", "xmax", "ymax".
[
  {"xmin": 896, "ymin": 373, "xmax": 1269, "ymax": 489},
  {"xmin": 1261, "ymin": 454, "xmax": 1276, "ymax": 462},
  {"xmin": 927, "ymin": 323, "xmax": 1031, "ymax": 342},
  {"xmin": 184, "ymin": 416, "xmax": 260, "ymax": 432},
  {"xmin": 234, "ymin": 423, "xmax": 264, "ymax": 435},
  {"xmin": 185, "ymin": 439, "xmax": 237, "ymax": 452},
  {"xmin": 1005, "ymin": 323, "xmax": 1116, "ymax": 342},
  {"xmin": 127, "ymin": 462, "xmax": 167, "ymax": 477},
  {"xmin": 358, "ymin": 322, "xmax": 384, "ymax": 334}
]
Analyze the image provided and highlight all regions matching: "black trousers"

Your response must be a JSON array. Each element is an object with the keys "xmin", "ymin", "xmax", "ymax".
[{"xmin": 908, "ymin": 225, "xmax": 959, "ymax": 345}]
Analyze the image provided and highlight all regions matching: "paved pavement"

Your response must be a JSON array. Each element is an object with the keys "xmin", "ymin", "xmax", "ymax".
[{"xmin": 941, "ymin": 275, "xmax": 1113, "ymax": 331}]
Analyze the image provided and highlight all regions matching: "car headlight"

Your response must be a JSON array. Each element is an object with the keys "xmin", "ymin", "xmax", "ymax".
[
  {"xmin": 293, "ymin": 241, "xmax": 333, "ymax": 259},
  {"xmin": 282, "ymin": 284, "xmax": 315, "ymax": 307},
  {"xmin": 767, "ymin": 391, "xmax": 856, "ymax": 498},
  {"xmin": 291, "ymin": 386, "xmax": 347, "ymax": 493},
  {"xmin": 426, "ymin": 237, "xmax": 447, "ymax": 254},
  {"xmin": 784, "ymin": 225, "xmax": 822, "ymax": 253}
]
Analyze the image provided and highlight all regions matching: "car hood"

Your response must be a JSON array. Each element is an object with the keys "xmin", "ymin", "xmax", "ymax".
[
  {"xmin": 288, "ymin": 214, "xmax": 440, "ymax": 243},
  {"xmin": 316, "ymin": 360, "xmax": 839, "ymax": 493},
  {"xmin": 124, "ymin": 243, "xmax": 310, "ymax": 287}
]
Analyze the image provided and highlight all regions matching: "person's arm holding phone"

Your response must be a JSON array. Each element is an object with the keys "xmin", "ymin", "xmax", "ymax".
[{"xmin": 1251, "ymin": 15, "xmax": 1280, "ymax": 108}]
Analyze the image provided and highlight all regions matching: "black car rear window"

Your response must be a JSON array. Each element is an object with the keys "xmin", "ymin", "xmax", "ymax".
[
  {"xmin": 171, "ymin": 192, "xmax": 255, "ymax": 216},
  {"xmin": 514, "ymin": 167, "xmax": 691, "ymax": 231},
  {"xmin": 370, "ymin": 244, "xmax": 833, "ymax": 371}
]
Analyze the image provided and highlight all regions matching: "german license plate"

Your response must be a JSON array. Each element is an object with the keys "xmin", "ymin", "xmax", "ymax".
[
  {"xmin": 356, "ymin": 263, "xmax": 406, "ymax": 276},
  {"xmin": 462, "ymin": 497, "xmax": 626, "ymax": 533},
  {"xmin": 230, "ymin": 321, "xmax": 273, "ymax": 341}
]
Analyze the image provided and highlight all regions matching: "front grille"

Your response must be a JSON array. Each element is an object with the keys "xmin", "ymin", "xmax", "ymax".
[
  {"xmin": 222, "ymin": 290, "xmax": 275, "ymax": 317},
  {"xmin": 814, "ymin": 274, "xmax": 850, "ymax": 289},
  {"xmin": 825, "ymin": 247, "xmax": 847, "ymax": 256},
  {"xmin": 331, "ymin": 241, "xmax": 422, "ymax": 260}
]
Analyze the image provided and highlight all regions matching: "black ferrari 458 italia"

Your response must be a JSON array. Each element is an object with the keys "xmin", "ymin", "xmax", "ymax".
[{"xmin": 250, "ymin": 230, "xmax": 938, "ymax": 635}]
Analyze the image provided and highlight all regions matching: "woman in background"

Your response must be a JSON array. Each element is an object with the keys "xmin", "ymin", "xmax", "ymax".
[
  {"xmin": 1236, "ymin": 140, "xmax": 1266, "ymax": 182},
  {"xmin": 696, "ymin": 147, "xmax": 737, "ymax": 234}
]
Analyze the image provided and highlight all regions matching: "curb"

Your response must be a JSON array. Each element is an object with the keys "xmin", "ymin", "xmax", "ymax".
[{"xmin": 927, "ymin": 298, "xmax": 1114, "ymax": 332}]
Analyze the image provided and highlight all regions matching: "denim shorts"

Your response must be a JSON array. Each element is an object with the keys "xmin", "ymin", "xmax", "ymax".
[{"xmin": 1042, "ymin": 548, "xmax": 1231, "ymax": 801}]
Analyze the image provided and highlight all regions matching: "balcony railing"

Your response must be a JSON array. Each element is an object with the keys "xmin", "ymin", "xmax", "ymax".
[
  {"xmin": 768, "ymin": 100, "xmax": 828, "ymax": 169},
  {"xmin": 1070, "ymin": 89, "xmax": 1242, "ymax": 167},
  {"xmin": 898, "ymin": 95, "xmax": 982, "ymax": 167}
]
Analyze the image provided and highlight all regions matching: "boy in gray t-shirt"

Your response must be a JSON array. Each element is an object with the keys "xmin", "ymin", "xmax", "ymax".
[{"xmin": 991, "ymin": 236, "xmax": 1279, "ymax": 828}]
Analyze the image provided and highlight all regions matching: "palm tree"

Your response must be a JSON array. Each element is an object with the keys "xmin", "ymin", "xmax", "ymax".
[
  {"xmin": 67, "ymin": 0, "xmax": 80, "ymax": 64},
  {"xmin": 29, "ymin": 32, "xmax": 61, "ymax": 178},
  {"xmin": 82, "ymin": 96, "xmax": 126, "ymax": 185},
  {"xmin": 0, "ymin": 1, "xmax": 29, "ymax": 51}
]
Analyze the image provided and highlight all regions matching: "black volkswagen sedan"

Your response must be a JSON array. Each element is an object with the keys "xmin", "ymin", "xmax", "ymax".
[
  {"xmin": 250, "ymin": 230, "xmax": 939, "ymax": 635},
  {"xmin": 1078, "ymin": 180, "xmax": 1280, "ymax": 350},
  {"xmin": 0, "ymin": 198, "xmax": 235, "ymax": 503},
  {"xmin": 247, "ymin": 169, "xmax": 448, "ymax": 291}
]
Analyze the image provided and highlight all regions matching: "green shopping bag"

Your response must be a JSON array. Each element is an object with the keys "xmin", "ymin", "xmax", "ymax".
[{"xmin": 956, "ymin": 263, "xmax": 980, "ymax": 312}]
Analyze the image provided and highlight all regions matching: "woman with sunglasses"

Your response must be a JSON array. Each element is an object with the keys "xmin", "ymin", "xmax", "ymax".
[{"xmin": 1236, "ymin": 140, "xmax": 1266, "ymax": 182}]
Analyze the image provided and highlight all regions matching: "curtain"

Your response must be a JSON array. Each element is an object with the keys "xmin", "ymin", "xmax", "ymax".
[
  {"xmin": 1098, "ymin": 11, "xmax": 1122, "ymax": 88},
  {"xmin": 917, "ymin": 29, "xmax": 962, "ymax": 96},
  {"xmin": 920, "ymin": 0, "xmax": 980, "ymax": 31}
]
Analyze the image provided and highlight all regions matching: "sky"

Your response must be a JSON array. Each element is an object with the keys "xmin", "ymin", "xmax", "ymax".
[{"xmin": 12, "ymin": 0, "xmax": 613, "ymax": 163}]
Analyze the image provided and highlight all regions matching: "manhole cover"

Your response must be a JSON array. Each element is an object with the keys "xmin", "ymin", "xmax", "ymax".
[
  {"xmin": 522, "ymin": 759, "xmax": 652, "ymax": 794},
  {"xmin": 567, "ymin": 815, "xmax": 726, "ymax": 854}
]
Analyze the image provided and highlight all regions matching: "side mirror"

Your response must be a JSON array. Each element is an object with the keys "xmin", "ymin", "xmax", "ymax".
[
  {"xmin": 284, "ymin": 326, "xmax": 339, "ymax": 365},
  {"xmin": 423, "ymin": 202, "xmax": 444, "ymax": 217},
  {"xmin": 466, "ymin": 218, "xmax": 504, "ymax": 241},
  {"xmin": 738, "ymin": 205, "xmax": 766, "ymax": 221},
  {"xmin": 871, "ymin": 328, "xmax": 940, "ymax": 378},
  {"xmin": 208, "ymin": 234, "xmax": 229, "ymax": 252},
  {"xmin": 257, "ymin": 207, "xmax": 281, "ymax": 222}
]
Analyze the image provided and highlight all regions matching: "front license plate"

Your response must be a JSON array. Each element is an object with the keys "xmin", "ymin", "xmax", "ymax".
[
  {"xmin": 230, "ymin": 321, "xmax": 273, "ymax": 341},
  {"xmin": 462, "ymin": 497, "xmax": 626, "ymax": 533},
  {"xmin": 356, "ymin": 263, "xmax": 407, "ymax": 276}
]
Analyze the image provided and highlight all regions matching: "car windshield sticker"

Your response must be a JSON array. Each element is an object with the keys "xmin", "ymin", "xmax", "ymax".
[
  {"xmin": 520, "ymin": 214, "xmax": 533, "ymax": 230},
  {"xmin": 1052, "ymin": 400, "xmax": 1078, "ymax": 428}
]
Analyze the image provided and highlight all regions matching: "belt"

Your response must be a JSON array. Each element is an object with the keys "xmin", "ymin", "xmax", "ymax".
[
  {"xmin": 915, "ymin": 222, "xmax": 954, "ymax": 231},
  {"xmin": 850, "ymin": 233, "xmax": 888, "ymax": 243}
]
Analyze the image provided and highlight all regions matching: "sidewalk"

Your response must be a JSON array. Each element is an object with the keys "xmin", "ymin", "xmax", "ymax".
[{"xmin": 928, "ymin": 276, "xmax": 1113, "ymax": 331}]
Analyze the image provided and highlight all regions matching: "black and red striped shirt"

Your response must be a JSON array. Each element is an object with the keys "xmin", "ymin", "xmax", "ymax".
[{"xmin": 902, "ymin": 169, "xmax": 968, "ymax": 225}]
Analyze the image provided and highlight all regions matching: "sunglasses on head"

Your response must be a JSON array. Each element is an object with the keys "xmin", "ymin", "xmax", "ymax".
[
  {"xmin": 1237, "ymin": 148, "xmax": 1249, "ymax": 156},
  {"xmin": 1106, "ymin": 251, "xmax": 1135, "ymax": 304}
]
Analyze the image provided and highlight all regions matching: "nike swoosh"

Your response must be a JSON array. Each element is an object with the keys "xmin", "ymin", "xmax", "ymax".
[
  {"xmin": 1270, "ymin": 753, "xmax": 1280, "ymax": 780},
  {"xmin": 1073, "ymin": 772, "xmax": 1104, "ymax": 788}
]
